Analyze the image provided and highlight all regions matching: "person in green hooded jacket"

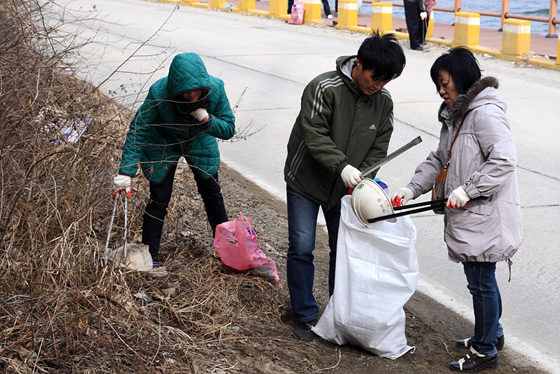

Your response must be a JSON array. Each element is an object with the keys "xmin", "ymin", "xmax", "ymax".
[{"xmin": 113, "ymin": 53, "xmax": 235, "ymax": 267}]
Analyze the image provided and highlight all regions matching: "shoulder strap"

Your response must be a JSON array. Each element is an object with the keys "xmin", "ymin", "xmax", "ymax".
[{"xmin": 447, "ymin": 112, "xmax": 469, "ymax": 157}]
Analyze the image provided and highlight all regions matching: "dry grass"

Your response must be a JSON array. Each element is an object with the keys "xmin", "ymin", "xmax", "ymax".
[{"xmin": 0, "ymin": 1, "xmax": 287, "ymax": 372}]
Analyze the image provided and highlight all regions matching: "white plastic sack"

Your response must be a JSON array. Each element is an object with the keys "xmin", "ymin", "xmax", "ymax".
[{"xmin": 313, "ymin": 195, "xmax": 418, "ymax": 359}]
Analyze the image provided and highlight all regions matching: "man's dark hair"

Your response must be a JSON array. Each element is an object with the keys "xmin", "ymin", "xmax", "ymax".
[
  {"xmin": 357, "ymin": 31, "xmax": 406, "ymax": 81},
  {"xmin": 430, "ymin": 47, "xmax": 482, "ymax": 94}
]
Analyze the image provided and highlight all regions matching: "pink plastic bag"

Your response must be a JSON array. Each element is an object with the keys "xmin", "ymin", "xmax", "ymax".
[
  {"xmin": 426, "ymin": 0, "xmax": 437, "ymax": 15},
  {"xmin": 214, "ymin": 213, "xmax": 281, "ymax": 287},
  {"xmin": 287, "ymin": 1, "xmax": 304, "ymax": 25}
]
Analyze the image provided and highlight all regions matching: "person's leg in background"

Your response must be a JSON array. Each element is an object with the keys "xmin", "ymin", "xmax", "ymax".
[
  {"xmin": 190, "ymin": 166, "xmax": 228, "ymax": 237},
  {"xmin": 403, "ymin": 0, "xmax": 423, "ymax": 50},
  {"xmin": 322, "ymin": 0, "xmax": 332, "ymax": 18},
  {"xmin": 287, "ymin": 0, "xmax": 293, "ymax": 13},
  {"xmin": 142, "ymin": 164, "xmax": 177, "ymax": 264}
]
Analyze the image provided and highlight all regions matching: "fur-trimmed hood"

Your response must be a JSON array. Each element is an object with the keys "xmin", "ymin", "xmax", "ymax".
[{"xmin": 438, "ymin": 76, "xmax": 503, "ymax": 123}]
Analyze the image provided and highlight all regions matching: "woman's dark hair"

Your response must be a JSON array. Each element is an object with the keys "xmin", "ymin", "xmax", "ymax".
[
  {"xmin": 430, "ymin": 47, "xmax": 482, "ymax": 94},
  {"xmin": 358, "ymin": 30, "xmax": 406, "ymax": 81}
]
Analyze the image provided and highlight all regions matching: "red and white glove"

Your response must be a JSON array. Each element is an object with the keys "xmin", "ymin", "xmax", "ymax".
[
  {"xmin": 420, "ymin": 11, "xmax": 427, "ymax": 20},
  {"xmin": 446, "ymin": 186, "xmax": 470, "ymax": 209},
  {"xmin": 391, "ymin": 187, "xmax": 413, "ymax": 207},
  {"xmin": 190, "ymin": 108, "xmax": 209, "ymax": 123},
  {"xmin": 341, "ymin": 165, "xmax": 362, "ymax": 188},
  {"xmin": 112, "ymin": 175, "xmax": 131, "ymax": 199}
]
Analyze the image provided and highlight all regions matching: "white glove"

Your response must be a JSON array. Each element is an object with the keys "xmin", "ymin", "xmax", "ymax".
[
  {"xmin": 190, "ymin": 108, "xmax": 209, "ymax": 122},
  {"xmin": 391, "ymin": 187, "xmax": 413, "ymax": 207},
  {"xmin": 113, "ymin": 174, "xmax": 131, "ymax": 199},
  {"xmin": 341, "ymin": 165, "xmax": 362, "ymax": 188},
  {"xmin": 446, "ymin": 186, "xmax": 470, "ymax": 209},
  {"xmin": 420, "ymin": 11, "xmax": 427, "ymax": 20}
]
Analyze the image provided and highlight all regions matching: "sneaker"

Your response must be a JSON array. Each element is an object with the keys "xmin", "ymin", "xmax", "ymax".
[
  {"xmin": 450, "ymin": 347, "xmax": 499, "ymax": 372},
  {"xmin": 457, "ymin": 335, "xmax": 504, "ymax": 351},
  {"xmin": 294, "ymin": 320, "xmax": 316, "ymax": 341},
  {"xmin": 327, "ymin": 14, "xmax": 333, "ymax": 19},
  {"xmin": 152, "ymin": 261, "xmax": 160, "ymax": 269}
]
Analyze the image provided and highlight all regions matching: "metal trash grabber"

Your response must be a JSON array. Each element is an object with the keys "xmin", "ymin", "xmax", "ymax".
[
  {"xmin": 367, "ymin": 198, "xmax": 447, "ymax": 224},
  {"xmin": 105, "ymin": 193, "xmax": 128, "ymax": 259},
  {"xmin": 367, "ymin": 196, "xmax": 487, "ymax": 224},
  {"xmin": 360, "ymin": 136, "xmax": 422, "ymax": 178}
]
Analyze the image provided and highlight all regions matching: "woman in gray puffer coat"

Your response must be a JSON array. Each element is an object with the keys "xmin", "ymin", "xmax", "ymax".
[{"xmin": 392, "ymin": 47, "xmax": 522, "ymax": 373}]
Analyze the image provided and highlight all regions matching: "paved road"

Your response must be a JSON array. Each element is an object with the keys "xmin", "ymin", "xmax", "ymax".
[{"xmin": 48, "ymin": 0, "xmax": 560, "ymax": 371}]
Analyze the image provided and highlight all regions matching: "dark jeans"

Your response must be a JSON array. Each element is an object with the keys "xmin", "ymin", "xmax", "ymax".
[
  {"xmin": 142, "ymin": 163, "xmax": 228, "ymax": 262},
  {"xmin": 463, "ymin": 261, "xmax": 504, "ymax": 356},
  {"xmin": 288, "ymin": 0, "xmax": 331, "ymax": 17},
  {"xmin": 286, "ymin": 186, "xmax": 341, "ymax": 323},
  {"xmin": 404, "ymin": 0, "xmax": 428, "ymax": 49}
]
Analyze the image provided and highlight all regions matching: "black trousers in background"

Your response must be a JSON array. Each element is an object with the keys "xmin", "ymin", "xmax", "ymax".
[
  {"xmin": 404, "ymin": 0, "xmax": 428, "ymax": 49},
  {"xmin": 142, "ymin": 163, "xmax": 228, "ymax": 262},
  {"xmin": 288, "ymin": 0, "xmax": 331, "ymax": 17}
]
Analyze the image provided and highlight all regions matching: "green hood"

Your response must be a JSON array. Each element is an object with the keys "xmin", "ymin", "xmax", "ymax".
[{"xmin": 167, "ymin": 53, "xmax": 211, "ymax": 99}]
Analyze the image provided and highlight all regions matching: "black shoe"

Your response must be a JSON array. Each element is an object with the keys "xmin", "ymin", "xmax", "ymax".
[
  {"xmin": 450, "ymin": 348, "xmax": 498, "ymax": 372},
  {"xmin": 411, "ymin": 46, "xmax": 424, "ymax": 51},
  {"xmin": 456, "ymin": 335, "xmax": 504, "ymax": 351},
  {"xmin": 294, "ymin": 320, "xmax": 316, "ymax": 341}
]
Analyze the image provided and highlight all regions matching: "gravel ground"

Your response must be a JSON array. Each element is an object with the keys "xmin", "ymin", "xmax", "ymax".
[{"xmin": 154, "ymin": 158, "xmax": 549, "ymax": 373}]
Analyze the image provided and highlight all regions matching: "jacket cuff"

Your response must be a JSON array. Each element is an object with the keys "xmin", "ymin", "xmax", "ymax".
[
  {"xmin": 463, "ymin": 182, "xmax": 479, "ymax": 199},
  {"xmin": 205, "ymin": 115, "xmax": 213, "ymax": 131},
  {"xmin": 118, "ymin": 172, "xmax": 136, "ymax": 178},
  {"xmin": 336, "ymin": 161, "xmax": 350, "ymax": 176}
]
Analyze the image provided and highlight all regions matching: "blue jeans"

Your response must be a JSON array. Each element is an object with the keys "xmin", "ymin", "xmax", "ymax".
[
  {"xmin": 463, "ymin": 262, "xmax": 504, "ymax": 356},
  {"xmin": 286, "ymin": 186, "xmax": 341, "ymax": 323}
]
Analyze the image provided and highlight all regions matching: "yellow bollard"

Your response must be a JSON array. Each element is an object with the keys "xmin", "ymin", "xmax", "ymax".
[
  {"xmin": 453, "ymin": 11, "xmax": 480, "ymax": 47},
  {"xmin": 336, "ymin": 0, "xmax": 358, "ymax": 29},
  {"xmin": 209, "ymin": 0, "xmax": 225, "ymax": 9},
  {"xmin": 371, "ymin": 2, "xmax": 392, "ymax": 34},
  {"xmin": 270, "ymin": 0, "xmax": 288, "ymax": 19},
  {"xmin": 502, "ymin": 19, "xmax": 531, "ymax": 60},
  {"xmin": 426, "ymin": 11, "xmax": 434, "ymax": 38},
  {"xmin": 239, "ymin": 0, "xmax": 256, "ymax": 12},
  {"xmin": 302, "ymin": 0, "xmax": 323, "ymax": 24},
  {"xmin": 558, "ymin": 39, "xmax": 560, "ymax": 66}
]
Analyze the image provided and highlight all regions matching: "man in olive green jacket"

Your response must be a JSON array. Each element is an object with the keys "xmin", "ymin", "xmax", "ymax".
[
  {"xmin": 113, "ymin": 53, "xmax": 235, "ymax": 267},
  {"xmin": 283, "ymin": 32, "xmax": 406, "ymax": 341}
]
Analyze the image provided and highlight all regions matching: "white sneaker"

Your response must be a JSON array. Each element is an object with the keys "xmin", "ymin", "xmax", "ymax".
[{"xmin": 327, "ymin": 14, "xmax": 333, "ymax": 19}]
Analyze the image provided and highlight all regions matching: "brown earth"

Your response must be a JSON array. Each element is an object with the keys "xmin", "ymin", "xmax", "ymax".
[{"xmin": 158, "ymin": 161, "xmax": 547, "ymax": 374}]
